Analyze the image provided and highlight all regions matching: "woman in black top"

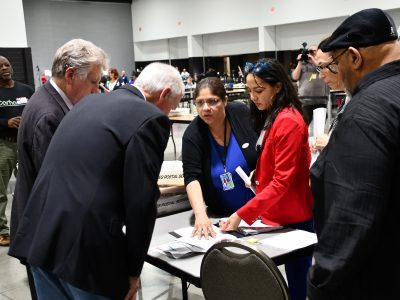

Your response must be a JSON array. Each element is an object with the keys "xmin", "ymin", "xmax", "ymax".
[{"xmin": 182, "ymin": 77, "xmax": 258, "ymax": 239}]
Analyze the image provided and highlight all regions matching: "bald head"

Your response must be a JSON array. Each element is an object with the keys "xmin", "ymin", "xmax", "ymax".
[{"xmin": 0, "ymin": 56, "xmax": 14, "ymax": 87}]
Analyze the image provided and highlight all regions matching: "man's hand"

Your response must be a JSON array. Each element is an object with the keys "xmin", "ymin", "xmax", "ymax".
[
  {"xmin": 124, "ymin": 276, "xmax": 140, "ymax": 300},
  {"xmin": 8, "ymin": 116, "xmax": 21, "ymax": 128},
  {"xmin": 315, "ymin": 134, "xmax": 329, "ymax": 151}
]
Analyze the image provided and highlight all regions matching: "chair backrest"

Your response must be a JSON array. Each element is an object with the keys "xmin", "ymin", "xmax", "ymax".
[{"xmin": 200, "ymin": 240, "xmax": 290, "ymax": 300}]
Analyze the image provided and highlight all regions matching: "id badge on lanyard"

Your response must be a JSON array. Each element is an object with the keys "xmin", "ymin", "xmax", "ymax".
[
  {"xmin": 214, "ymin": 117, "xmax": 235, "ymax": 191},
  {"xmin": 220, "ymin": 172, "xmax": 234, "ymax": 191}
]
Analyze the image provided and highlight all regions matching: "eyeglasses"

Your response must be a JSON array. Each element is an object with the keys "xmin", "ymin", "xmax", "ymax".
[
  {"xmin": 244, "ymin": 61, "xmax": 270, "ymax": 74},
  {"xmin": 195, "ymin": 98, "xmax": 221, "ymax": 108},
  {"xmin": 316, "ymin": 48, "xmax": 348, "ymax": 74}
]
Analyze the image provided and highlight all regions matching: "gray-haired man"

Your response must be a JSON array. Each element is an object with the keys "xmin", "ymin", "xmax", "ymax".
[
  {"xmin": 10, "ymin": 38, "xmax": 108, "ymax": 300},
  {"xmin": 10, "ymin": 62, "xmax": 184, "ymax": 299}
]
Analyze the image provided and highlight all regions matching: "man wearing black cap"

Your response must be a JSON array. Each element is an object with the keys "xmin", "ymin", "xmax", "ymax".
[{"xmin": 308, "ymin": 8, "xmax": 400, "ymax": 299}]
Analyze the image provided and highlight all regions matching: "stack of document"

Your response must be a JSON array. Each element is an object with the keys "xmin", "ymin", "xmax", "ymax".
[
  {"xmin": 157, "ymin": 226, "xmax": 237, "ymax": 259},
  {"xmin": 219, "ymin": 218, "xmax": 283, "ymax": 236}
]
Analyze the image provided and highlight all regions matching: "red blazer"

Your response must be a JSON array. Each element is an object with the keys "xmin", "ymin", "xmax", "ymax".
[{"xmin": 237, "ymin": 107, "xmax": 313, "ymax": 226}]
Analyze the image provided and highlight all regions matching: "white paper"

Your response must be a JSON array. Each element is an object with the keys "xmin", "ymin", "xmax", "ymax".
[
  {"xmin": 235, "ymin": 166, "xmax": 256, "ymax": 194},
  {"xmin": 313, "ymin": 107, "xmax": 327, "ymax": 137},
  {"xmin": 157, "ymin": 240, "xmax": 204, "ymax": 258},
  {"xmin": 259, "ymin": 230, "xmax": 317, "ymax": 250},
  {"xmin": 173, "ymin": 225, "xmax": 237, "ymax": 251},
  {"xmin": 219, "ymin": 218, "xmax": 269, "ymax": 228},
  {"xmin": 178, "ymin": 233, "xmax": 237, "ymax": 251}
]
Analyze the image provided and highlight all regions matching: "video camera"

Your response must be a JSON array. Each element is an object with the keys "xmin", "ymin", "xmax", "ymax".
[{"xmin": 300, "ymin": 42, "xmax": 311, "ymax": 64}]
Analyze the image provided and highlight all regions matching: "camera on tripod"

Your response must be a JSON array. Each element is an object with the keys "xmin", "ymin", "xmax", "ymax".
[{"xmin": 300, "ymin": 42, "xmax": 311, "ymax": 64}]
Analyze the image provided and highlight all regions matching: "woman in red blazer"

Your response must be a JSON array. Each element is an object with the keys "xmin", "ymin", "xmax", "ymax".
[{"xmin": 220, "ymin": 58, "xmax": 314, "ymax": 300}]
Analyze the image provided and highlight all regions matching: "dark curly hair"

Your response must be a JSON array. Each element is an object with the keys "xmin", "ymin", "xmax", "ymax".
[{"xmin": 245, "ymin": 58, "xmax": 303, "ymax": 131}]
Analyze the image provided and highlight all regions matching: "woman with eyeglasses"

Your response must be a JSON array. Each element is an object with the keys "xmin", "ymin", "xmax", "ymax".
[
  {"xmin": 220, "ymin": 58, "xmax": 314, "ymax": 300},
  {"xmin": 182, "ymin": 77, "xmax": 258, "ymax": 239}
]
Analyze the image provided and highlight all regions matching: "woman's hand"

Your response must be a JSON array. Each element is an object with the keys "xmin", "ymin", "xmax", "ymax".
[
  {"xmin": 244, "ymin": 170, "xmax": 255, "ymax": 188},
  {"xmin": 192, "ymin": 211, "xmax": 216, "ymax": 239},
  {"xmin": 219, "ymin": 213, "xmax": 242, "ymax": 231}
]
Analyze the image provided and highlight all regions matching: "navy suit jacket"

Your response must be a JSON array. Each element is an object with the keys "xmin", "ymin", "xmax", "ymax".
[
  {"xmin": 11, "ymin": 81, "xmax": 69, "ymax": 240},
  {"xmin": 9, "ymin": 85, "xmax": 170, "ymax": 298}
]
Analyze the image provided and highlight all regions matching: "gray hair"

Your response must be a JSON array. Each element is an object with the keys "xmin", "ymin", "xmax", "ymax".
[
  {"xmin": 51, "ymin": 39, "xmax": 109, "ymax": 79},
  {"xmin": 135, "ymin": 62, "xmax": 185, "ymax": 101}
]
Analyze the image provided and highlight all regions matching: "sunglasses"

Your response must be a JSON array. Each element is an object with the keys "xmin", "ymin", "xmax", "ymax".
[{"xmin": 244, "ymin": 61, "xmax": 270, "ymax": 74}]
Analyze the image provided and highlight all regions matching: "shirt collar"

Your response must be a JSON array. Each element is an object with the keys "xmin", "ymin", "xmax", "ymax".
[
  {"xmin": 133, "ymin": 84, "xmax": 147, "ymax": 101},
  {"xmin": 50, "ymin": 78, "xmax": 73, "ymax": 110}
]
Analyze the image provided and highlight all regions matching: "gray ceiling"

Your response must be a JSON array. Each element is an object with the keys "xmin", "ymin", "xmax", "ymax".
[{"xmin": 73, "ymin": 0, "xmax": 132, "ymax": 3}]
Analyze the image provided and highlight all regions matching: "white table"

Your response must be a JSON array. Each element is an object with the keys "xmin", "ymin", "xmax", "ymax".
[{"xmin": 146, "ymin": 211, "xmax": 316, "ymax": 300}]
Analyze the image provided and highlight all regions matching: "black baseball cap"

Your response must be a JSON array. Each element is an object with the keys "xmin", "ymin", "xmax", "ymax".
[{"xmin": 321, "ymin": 8, "xmax": 398, "ymax": 52}]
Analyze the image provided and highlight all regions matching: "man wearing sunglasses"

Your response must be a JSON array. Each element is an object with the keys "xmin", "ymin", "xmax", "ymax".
[
  {"xmin": 308, "ymin": 8, "xmax": 400, "ymax": 299},
  {"xmin": 310, "ymin": 38, "xmax": 349, "ymax": 154},
  {"xmin": 291, "ymin": 44, "xmax": 330, "ymax": 127}
]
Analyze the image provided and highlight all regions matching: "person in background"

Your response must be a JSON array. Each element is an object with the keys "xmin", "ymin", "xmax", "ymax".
[
  {"xmin": 120, "ymin": 70, "xmax": 129, "ymax": 84},
  {"xmin": 310, "ymin": 37, "xmax": 349, "ymax": 153},
  {"xmin": 0, "ymin": 56, "xmax": 34, "ymax": 248},
  {"xmin": 40, "ymin": 74, "xmax": 47, "ymax": 85},
  {"xmin": 101, "ymin": 67, "xmax": 122, "ymax": 92},
  {"xmin": 220, "ymin": 58, "xmax": 314, "ymax": 300},
  {"xmin": 185, "ymin": 75, "xmax": 196, "ymax": 90},
  {"xmin": 182, "ymin": 77, "xmax": 258, "ymax": 239},
  {"xmin": 9, "ymin": 62, "xmax": 185, "ymax": 300},
  {"xmin": 10, "ymin": 38, "xmax": 108, "ymax": 300},
  {"xmin": 291, "ymin": 44, "xmax": 330, "ymax": 126},
  {"xmin": 308, "ymin": 8, "xmax": 400, "ymax": 299},
  {"xmin": 181, "ymin": 68, "xmax": 190, "ymax": 82},
  {"xmin": 205, "ymin": 67, "xmax": 217, "ymax": 78}
]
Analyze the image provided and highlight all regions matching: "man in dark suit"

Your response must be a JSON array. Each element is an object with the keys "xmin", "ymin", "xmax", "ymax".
[
  {"xmin": 308, "ymin": 9, "xmax": 400, "ymax": 299},
  {"xmin": 9, "ymin": 62, "xmax": 185, "ymax": 300},
  {"xmin": 9, "ymin": 38, "xmax": 108, "ymax": 300}
]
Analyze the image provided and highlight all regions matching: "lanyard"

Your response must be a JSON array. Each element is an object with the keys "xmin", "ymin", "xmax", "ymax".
[{"xmin": 211, "ymin": 117, "xmax": 228, "ymax": 172}]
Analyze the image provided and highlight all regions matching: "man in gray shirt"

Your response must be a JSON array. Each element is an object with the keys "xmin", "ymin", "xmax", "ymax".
[{"xmin": 291, "ymin": 44, "xmax": 329, "ymax": 126}]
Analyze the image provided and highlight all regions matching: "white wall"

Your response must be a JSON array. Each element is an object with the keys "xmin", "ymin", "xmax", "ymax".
[
  {"xmin": 275, "ymin": 17, "xmax": 347, "ymax": 50},
  {"xmin": 0, "ymin": 0, "xmax": 27, "ymax": 47},
  {"xmin": 131, "ymin": 0, "xmax": 400, "ymax": 61},
  {"xmin": 169, "ymin": 37, "xmax": 188, "ymax": 59},
  {"xmin": 203, "ymin": 28, "xmax": 258, "ymax": 57},
  {"xmin": 132, "ymin": 0, "xmax": 400, "ymax": 42},
  {"xmin": 134, "ymin": 39, "xmax": 169, "ymax": 61}
]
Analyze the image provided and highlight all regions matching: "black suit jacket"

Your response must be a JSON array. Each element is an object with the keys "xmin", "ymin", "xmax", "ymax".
[
  {"xmin": 9, "ymin": 85, "xmax": 170, "ymax": 298},
  {"xmin": 11, "ymin": 81, "xmax": 69, "ymax": 240},
  {"xmin": 308, "ymin": 60, "xmax": 400, "ymax": 299}
]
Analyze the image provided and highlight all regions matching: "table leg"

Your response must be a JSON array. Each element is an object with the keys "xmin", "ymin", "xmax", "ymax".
[
  {"xmin": 181, "ymin": 279, "xmax": 189, "ymax": 300},
  {"xmin": 170, "ymin": 124, "xmax": 177, "ymax": 160}
]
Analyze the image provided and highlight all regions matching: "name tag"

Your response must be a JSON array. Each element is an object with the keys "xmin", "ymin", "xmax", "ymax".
[{"xmin": 220, "ymin": 172, "xmax": 235, "ymax": 191}]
